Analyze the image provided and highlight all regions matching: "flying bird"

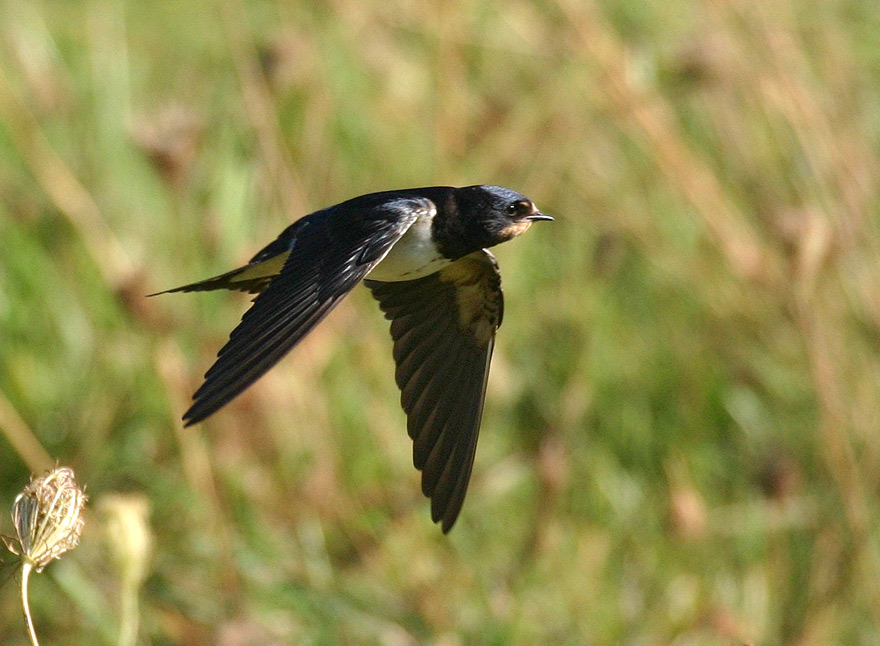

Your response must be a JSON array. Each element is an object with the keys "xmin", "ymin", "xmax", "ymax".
[{"xmin": 155, "ymin": 185, "xmax": 552, "ymax": 531}]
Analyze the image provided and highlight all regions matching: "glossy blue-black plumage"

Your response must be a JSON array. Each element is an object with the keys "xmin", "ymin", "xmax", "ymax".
[{"xmin": 158, "ymin": 185, "xmax": 551, "ymax": 532}]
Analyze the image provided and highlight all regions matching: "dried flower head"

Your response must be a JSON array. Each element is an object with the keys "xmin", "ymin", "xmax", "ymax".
[
  {"xmin": 3, "ymin": 467, "xmax": 87, "ymax": 572},
  {"xmin": 99, "ymin": 493, "xmax": 153, "ymax": 587},
  {"xmin": 98, "ymin": 494, "xmax": 153, "ymax": 646}
]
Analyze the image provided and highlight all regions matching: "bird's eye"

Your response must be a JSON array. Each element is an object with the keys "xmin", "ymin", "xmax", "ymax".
[{"xmin": 506, "ymin": 201, "xmax": 530, "ymax": 217}]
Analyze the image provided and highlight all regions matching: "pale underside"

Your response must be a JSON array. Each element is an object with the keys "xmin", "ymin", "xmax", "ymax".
[{"xmin": 366, "ymin": 213, "xmax": 451, "ymax": 282}]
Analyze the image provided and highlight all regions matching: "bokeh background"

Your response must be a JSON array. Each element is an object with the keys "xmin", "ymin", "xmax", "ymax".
[{"xmin": 2, "ymin": 0, "xmax": 880, "ymax": 643}]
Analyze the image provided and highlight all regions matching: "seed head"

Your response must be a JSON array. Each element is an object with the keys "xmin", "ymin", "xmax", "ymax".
[{"xmin": 3, "ymin": 467, "xmax": 87, "ymax": 572}]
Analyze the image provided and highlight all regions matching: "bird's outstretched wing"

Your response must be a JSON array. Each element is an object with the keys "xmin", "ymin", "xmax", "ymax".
[
  {"xmin": 181, "ymin": 197, "xmax": 435, "ymax": 426},
  {"xmin": 365, "ymin": 250, "xmax": 504, "ymax": 532}
]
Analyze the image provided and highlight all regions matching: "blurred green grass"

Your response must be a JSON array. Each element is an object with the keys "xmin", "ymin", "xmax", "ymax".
[{"xmin": 2, "ymin": 0, "xmax": 880, "ymax": 643}]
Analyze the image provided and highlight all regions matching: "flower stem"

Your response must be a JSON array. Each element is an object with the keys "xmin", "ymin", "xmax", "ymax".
[
  {"xmin": 118, "ymin": 579, "xmax": 140, "ymax": 646},
  {"xmin": 21, "ymin": 561, "xmax": 40, "ymax": 646}
]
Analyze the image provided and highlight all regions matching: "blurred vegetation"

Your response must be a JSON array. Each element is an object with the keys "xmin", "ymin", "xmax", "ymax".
[{"xmin": 1, "ymin": 0, "xmax": 879, "ymax": 643}]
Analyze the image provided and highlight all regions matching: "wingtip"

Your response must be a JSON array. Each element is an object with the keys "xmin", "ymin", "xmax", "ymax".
[
  {"xmin": 147, "ymin": 285, "xmax": 188, "ymax": 297},
  {"xmin": 432, "ymin": 496, "xmax": 462, "ymax": 534},
  {"xmin": 181, "ymin": 404, "xmax": 205, "ymax": 427}
]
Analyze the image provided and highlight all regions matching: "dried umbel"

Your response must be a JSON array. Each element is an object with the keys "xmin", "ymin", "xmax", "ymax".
[
  {"xmin": 99, "ymin": 494, "xmax": 153, "ymax": 646},
  {"xmin": 4, "ymin": 467, "xmax": 87, "ymax": 571},
  {"xmin": 3, "ymin": 467, "xmax": 87, "ymax": 646}
]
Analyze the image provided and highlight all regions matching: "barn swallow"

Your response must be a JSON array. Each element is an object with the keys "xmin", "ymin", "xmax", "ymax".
[{"xmin": 154, "ymin": 185, "xmax": 552, "ymax": 531}]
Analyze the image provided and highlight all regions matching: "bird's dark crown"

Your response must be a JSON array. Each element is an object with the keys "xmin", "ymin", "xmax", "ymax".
[{"xmin": 433, "ymin": 185, "xmax": 550, "ymax": 259}]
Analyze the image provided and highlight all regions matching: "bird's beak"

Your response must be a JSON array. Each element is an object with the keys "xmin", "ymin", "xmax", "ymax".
[{"xmin": 526, "ymin": 212, "xmax": 554, "ymax": 222}]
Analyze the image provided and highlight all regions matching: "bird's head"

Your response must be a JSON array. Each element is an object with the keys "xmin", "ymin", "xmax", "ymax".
[{"xmin": 453, "ymin": 185, "xmax": 553, "ymax": 253}]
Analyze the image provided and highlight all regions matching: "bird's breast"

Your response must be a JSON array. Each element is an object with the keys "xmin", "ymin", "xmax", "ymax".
[{"xmin": 367, "ymin": 216, "xmax": 451, "ymax": 281}]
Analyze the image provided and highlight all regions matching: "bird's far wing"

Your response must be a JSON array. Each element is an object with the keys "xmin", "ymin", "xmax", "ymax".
[
  {"xmin": 183, "ymin": 197, "xmax": 434, "ymax": 426},
  {"xmin": 364, "ymin": 249, "xmax": 504, "ymax": 532},
  {"xmin": 150, "ymin": 251, "xmax": 292, "ymax": 295}
]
